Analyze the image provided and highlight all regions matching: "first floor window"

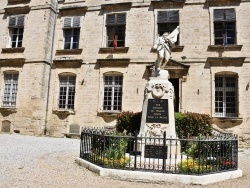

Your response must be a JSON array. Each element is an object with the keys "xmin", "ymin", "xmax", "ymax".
[
  {"xmin": 103, "ymin": 75, "xmax": 123, "ymax": 112},
  {"xmin": 63, "ymin": 16, "xmax": 81, "ymax": 49},
  {"xmin": 157, "ymin": 10, "xmax": 179, "ymax": 45},
  {"xmin": 10, "ymin": 28, "xmax": 23, "ymax": 48},
  {"xmin": 106, "ymin": 13, "xmax": 126, "ymax": 47},
  {"xmin": 3, "ymin": 73, "xmax": 18, "ymax": 107},
  {"xmin": 59, "ymin": 75, "xmax": 76, "ymax": 110},
  {"xmin": 64, "ymin": 28, "xmax": 80, "ymax": 49},
  {"xmin": 215, "ymin": 75, "xmax": 237, "ymax": 117},
  {"xmin": 214, "ymin": 9, "xmax": 236, "ymax": 45},
  {"xmin": 9, "ymin": 15, "xmax": 25, "ymax": 48}
]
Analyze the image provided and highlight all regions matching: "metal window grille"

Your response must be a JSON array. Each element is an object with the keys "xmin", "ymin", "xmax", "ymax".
[
  {"xmin": 3, "ymin": 73, "xmax": 18, "ymax": 107},
  {"xmin": 58, "ymin": 76, "xmax": 76, "ymax": 110},
  {"xmin": 106, "ymin": 13, "xmax": 126, "ymax": 47},
  {"xmin": 64, "ymin": 28, "xmax": 80, "ymax": 49},
  {"xmin": 215, "ymin": 76, "xmax": 237, "ymax": 117},
  {"xmin": 103, "ymin": 75, "xmax": 123, "ymax": 112}
]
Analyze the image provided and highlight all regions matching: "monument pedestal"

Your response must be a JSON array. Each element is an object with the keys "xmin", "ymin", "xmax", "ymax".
[{"xmin": 137, "ymin": 70, "xmax": 180, "ymax": 160}]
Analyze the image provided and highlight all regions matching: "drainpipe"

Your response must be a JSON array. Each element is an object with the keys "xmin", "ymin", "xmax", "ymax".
[{"xmin": 44, "ymin": 0, "xmax": 58, "ymax": 135}]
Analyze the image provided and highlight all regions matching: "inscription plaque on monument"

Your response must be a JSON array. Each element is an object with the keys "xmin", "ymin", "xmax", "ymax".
[
  {"xmin": 144, "ymin": 145, "xmax": 168, "ymax": 159},
  {"xmin": 146, "ymin": 99, "xmax": 169, "ymax": 123}
]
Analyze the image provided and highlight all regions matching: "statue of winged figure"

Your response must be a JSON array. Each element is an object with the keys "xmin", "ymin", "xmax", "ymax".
[{"xmin": 152, "ymin": 26, "xmax": 180, "ymax": 76}]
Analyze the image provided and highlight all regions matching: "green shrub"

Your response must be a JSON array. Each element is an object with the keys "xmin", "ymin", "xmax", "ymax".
[
  {"xmin": 116, "ymin": 111, "xmax": 141, "ymax": 134},
  {"xmin": 175, "ymin": 112, "xmax": 213, "ymax": 138},
  {"xmin": 116, "ymin": 111, "xmax": 213, "ymax": 138}
]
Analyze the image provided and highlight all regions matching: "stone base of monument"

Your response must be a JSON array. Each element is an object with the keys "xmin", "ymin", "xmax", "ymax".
[{"xmin": 134, "ymin": 139, "xmax": 181, "ymax": 164}]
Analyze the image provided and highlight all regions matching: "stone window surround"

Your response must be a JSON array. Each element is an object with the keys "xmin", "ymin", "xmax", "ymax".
[
  {"xmin": 209, "ymin": 7, "xmax": 240, "ymax": 47},
  {"xmin": 98, "ymin": 69, "xmax": 125, "ymax": 116},
  {"xmin": 52, "ymin": 72, "xmax": 77, "ymax": 115},
  {"xmin": 210, "ymin": 69, "xmax": 241, "ymax": 120},
  {"xmin": 153, "ymin": 7, "xmax": 184, "ymax": 52}
]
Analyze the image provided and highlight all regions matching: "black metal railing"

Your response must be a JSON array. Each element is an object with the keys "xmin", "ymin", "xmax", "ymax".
[{"xmin": 80, "ymin": 128, "xmax": 238, "ymax": 175}]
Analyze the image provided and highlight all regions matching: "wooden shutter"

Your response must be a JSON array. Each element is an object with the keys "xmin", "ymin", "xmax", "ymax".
[
  {"xmin": 214, "ymin": 9, "xmax": 235, "ymax": 21},
  {"xmin": 9, "ymin": 15, "xmax": 24, "ymax": 27},
  {"xmin": 116, "ymin": 13, "xmax": 126, "ymax": 24},
  {"xmin": 106, "ymin": 14, "xmax": 116, "ymax": 25},
  {"xmin": 106, "ymin": 13, "xmax": 126, "ymax": 25},
  {"xmin": 158, "ymin": 11, "xmax": 179, "ymax": 23},
  {"xmin": 63, "ymin": 17, "xmax": 81, "ymax": 28},
  {"xmin": 225, "ymin": 9, "xmax": 236, "ymax": 21}
]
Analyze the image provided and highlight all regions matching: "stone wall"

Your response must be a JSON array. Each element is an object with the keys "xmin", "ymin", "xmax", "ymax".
[{"xmin": 0, "ymin": 0, "xmax": 249, "ymax": 145}]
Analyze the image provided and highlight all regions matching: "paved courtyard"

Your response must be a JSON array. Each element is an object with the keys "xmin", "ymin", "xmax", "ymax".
[{"xmin": 0, "ymin": 134, "xmax": 249, "ymax": 188}]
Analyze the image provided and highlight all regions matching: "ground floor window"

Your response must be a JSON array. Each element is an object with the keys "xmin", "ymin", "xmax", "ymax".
[
  {"xmin": 215, "ymin": 75, "xmax": 237, "ymax": 117},
  {"xmin": 103, "ymin": 75, "xmax": 123, "ymax": 112},
  {"xmin": 3, "ymin": 73, "xmax": 18, "ymax": 107},
  {"xmin": 59, "ymin": 75, "xmax": 76, "ymax": 110}
]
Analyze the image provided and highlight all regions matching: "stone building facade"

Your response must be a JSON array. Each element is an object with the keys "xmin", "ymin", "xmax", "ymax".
[{"xmin": 0, "ymin": 0, "xmax": 250, "ymax": 145}]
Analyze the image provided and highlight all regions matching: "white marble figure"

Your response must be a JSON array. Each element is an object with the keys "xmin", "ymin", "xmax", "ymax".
[{"xmin": 152, "ymin": 26, "xmax": 180, "ymax": 76}]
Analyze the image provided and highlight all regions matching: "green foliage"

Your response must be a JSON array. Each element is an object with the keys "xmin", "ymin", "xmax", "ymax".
[
  {"xmin": 116, "ymin": 111, "xmax": 141, "ymax": 134},
  {"xmin": 92, "ymin": 131, "xmax": 130, "ymax": 168},
  {"xmin": 175, "ymin": 112, "xmax": 213, "ymax": 138}
]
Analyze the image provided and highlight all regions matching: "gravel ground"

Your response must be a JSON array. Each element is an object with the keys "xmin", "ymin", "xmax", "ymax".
[{"xmin": 0, "ymin": 134, "xmax": 249, "ymax": 188}]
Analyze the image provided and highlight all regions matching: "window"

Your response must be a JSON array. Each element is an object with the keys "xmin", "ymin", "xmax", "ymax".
[
  {"xmin": 103, "ymin": 75, "xmax": 123, "ymax": 112},
  {"xmin": 8, "ymin": 15, "xmax": 24, "ymax": 48},
  {"xmin": 2, "ymin": 73, "xmax": 18, "ymax": 107},
  {"xmin": 157, "ymin": 10, "xmax": 179, "ymax": 44},
  {"xmin": 215, "ymin": 75, "xmax": 237, "ymax": 117},
  {"xmin": 58, "ymin": 75, "xmax": 76, "ymax": 110},
  {"xmin": 214, "ymin": 9, "xmax": 236, "ymax": 45},
  {"xmin": 63, "ymin": 17, "xmax": 81, "ymax": 49},
  {"xmin": 106, "ymin": 13, "xmax": 126, "ymax": 47}
]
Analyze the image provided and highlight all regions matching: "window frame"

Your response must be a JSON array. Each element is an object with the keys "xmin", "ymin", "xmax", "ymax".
[
  {"xmin": 8, "ymin": 15, "xmax": 24, "ymax": 48},
  {"xmin": 58, "ymin": 75, "xmax": 76, "ymax": 111},
  {"xmin": 63, "ymin": 16, "xmax": 81, "ymax": 50},
  {"xmin": 157, "ymin": 10, "xmax": 180, "ymax": 45},
  {"xmin": 2, "ymin": 72, "xmax": 19, "ymax": 108},
  {"xmin": 213, "ymin": 8, "xmax": 236, "ymax": 46},
  {"xmin": 214, "ymin": 74, "xmax": 238, "ymax": 118},
  {"xmin": 106, "ymin": 13, "xmax": 126, "ymax": 47},
  {"xmin": 103, "ymin": 74, "xmax": 123, "ymax": 112}
]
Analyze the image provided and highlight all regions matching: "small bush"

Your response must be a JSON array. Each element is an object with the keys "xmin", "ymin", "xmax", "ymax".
[
  {"xmin": 175, "ymin": 112, "xmax": 213, "ymax": 138},
  {"xmin": 116, "ymin": 111, "xmax": 141, "ymax": 134}
]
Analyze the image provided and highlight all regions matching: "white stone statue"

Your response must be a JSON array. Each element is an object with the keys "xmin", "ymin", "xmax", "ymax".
[{"xmin": 152, "ymin": 26, "xmax": 180, "ymax": 76}]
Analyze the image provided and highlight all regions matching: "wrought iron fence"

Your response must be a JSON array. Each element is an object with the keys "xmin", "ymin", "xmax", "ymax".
[{"xmin": 80, "ymin": 128, "xmax": 238, "ymax": 175}]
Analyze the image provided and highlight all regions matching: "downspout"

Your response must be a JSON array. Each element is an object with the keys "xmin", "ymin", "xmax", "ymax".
[{"xmin": 44, "ymin": 0, "xmax": 58, "ymax": 135}]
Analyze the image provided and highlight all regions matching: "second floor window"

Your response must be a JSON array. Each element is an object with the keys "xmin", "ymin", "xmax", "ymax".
[
  {"xmin": 103, "ymin": 75, "xmax": 123, "ymax": 112},
  {"xmin": 63, "ymin": 17, "xmax": 81, "ymax": 49},
  {"xmin": 58, "ymin": 75, "xmax": 76, "ymax": 110},
  {"xmin": 3, "ymin": 73, "xmax": 18, "ymax": 108},
  {"xmin": 214, "ymin": 9, "xmax": 236, "ymax": 45},
  {"xmin": 9, "ymin": 15, "xmax": 24, "ymax": 48},
  {"xmin": 157, "ymin": 10, "xmax": 179, "ymax": 45},
  {"xmin": 106, "ymin": 13, "xmax": 126, "ymax": 47}
]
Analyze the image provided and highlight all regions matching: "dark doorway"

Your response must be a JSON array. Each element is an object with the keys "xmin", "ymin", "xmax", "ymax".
[{"xmin": 169, "ymin": 78, "xmax": 179, "ymax": 112}]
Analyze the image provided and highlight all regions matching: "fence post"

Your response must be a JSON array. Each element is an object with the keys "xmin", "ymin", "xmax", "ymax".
[
  {"xmin": 162, "ymin": 131, "xmax": 166, "ymax": 173},
  {"xmin": 134, "ymin": 134, "xmax": 138, "ymax": 169}
]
